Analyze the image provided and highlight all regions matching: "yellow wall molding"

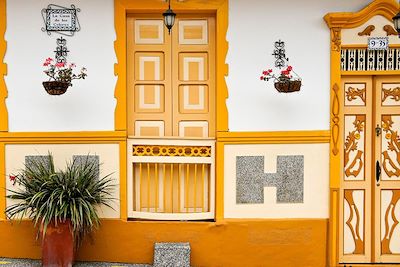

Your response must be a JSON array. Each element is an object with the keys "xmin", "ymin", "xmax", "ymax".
[
  {"xmin": 342, "ymin": 70, "xmax": 400, "ymax": 76},
  {"xmin": 324, "ymin": 0, "xmax": 398, "ymax": 29},
  {"xmin": 0, "ymin": 219, "xmax": 328, "ymax": 267},
  {"xmin": 217, "ymin": 130, "xmax": 330, "ymax": 144},
  {"xmin": 0, "ymin": 131, "xmax": 127, "ymax": 143},
  {"xmin": 0, "ymin": 0, "xmax": 7, "ymax": 132},
  {"xmin": 113, "ymin": 0, "xmax": 229, "ymax": 133},
  {"xmin": 0, "ymin": 142, "xmax": 5, "ymax": 220}
]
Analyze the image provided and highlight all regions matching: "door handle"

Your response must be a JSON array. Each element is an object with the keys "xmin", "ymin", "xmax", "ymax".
[{"xmin": 376, "ymin": 160, "xmax": 381, "ymax": 186}]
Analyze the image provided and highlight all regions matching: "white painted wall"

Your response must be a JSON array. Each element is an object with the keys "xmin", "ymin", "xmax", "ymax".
[
  {"xmin": 4, "ymin": 0, "xmax": 375, "ymax": 132},
  {"xmin": 226, "ymin": 0, "xmax": 373, "ymax": 131},
  {"xmin": 5, "ymin": 0, "xmax": 116, "ymax": 132}
]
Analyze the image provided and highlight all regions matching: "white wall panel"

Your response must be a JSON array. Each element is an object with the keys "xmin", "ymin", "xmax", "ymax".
[
  {"xmin": 226, "ymin": 0, "xmax": 372, "ymax": 131},
  {"xmin": 5, "ymin": 0, "xmax": 116, "ymax": 132}
]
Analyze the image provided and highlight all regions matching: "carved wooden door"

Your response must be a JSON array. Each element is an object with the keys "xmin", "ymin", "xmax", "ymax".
[
  {"xmin": 127, "ymin": 15, "xmax": 215, "ymax": 138},
  {"xmin": 374, "ymin": 76, "xmax": 400, "ymax": 262},
  {"xmin": 339, "ymin": 76, "xmax": 400, "ymax": 263}
]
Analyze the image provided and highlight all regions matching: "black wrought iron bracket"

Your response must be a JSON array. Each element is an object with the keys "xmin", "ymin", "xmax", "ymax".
[
  {"xmin": 272, "ymin": 40, "xmax": 289, "ymax": 69},
  {"xmin": 54, "ymin": 37, "xmax": 69, "ymax": 63}
]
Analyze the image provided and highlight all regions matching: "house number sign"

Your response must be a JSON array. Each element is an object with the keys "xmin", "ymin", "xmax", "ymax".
[
  {"xmin": 368, "ymin": 37, "xmax": 389, "ymax": 50},
  {"xmin": 41, "ymin": 4, "xmax": 81, "ymax": 36}
]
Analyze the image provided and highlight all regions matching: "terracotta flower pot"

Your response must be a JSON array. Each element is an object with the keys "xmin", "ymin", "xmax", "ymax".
[
  {"xmin": 42, "ymin": 81, "xmax": 70, "ymax": 95},
  {"xmin": 41, "ymin": 219, "xmax": 74, "ymax": 267}
]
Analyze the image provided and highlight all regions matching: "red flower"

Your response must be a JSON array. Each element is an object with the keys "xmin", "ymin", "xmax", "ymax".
[
  {"xmin": 262, "ymin": 71, "xmax": 268, "ymax": 75},
  {"xmin": 260, "ymin": 76, "xmax": 264, "ymax": 80},
  {"xmin": 287, "ymin": 66, "xmax": 292, "ymax": 71},
  {"xmin": 268, "ymin": 69, "xmax": 273, "ymax": 73},
  {"xmin": 9, "ymin": 175, "xmax": 16, "ymax": 185},
  {"xmin": 55, "ymin": 62, "xmax": 65, "ymax": 68}
]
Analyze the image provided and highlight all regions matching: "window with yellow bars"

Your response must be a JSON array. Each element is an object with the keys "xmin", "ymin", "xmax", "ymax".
[{"xmin": 127, "ymin": 140, "xmax": 215, "ymax": 220}]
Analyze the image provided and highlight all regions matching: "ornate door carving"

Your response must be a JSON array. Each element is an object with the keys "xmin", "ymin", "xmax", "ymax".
[{"xmin": 340, "ymin": 76, "xmax": 400, "ymax": 263}]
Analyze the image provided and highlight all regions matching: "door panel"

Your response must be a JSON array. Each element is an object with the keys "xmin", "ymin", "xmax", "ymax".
[
  {"xmin": 340, "ymin": 76, "xmax": 373, "ymax": 263},
  {"xmin": 375, "ymin": 76, "xmax": 400, "ymax": 262},
  {"xmin": 128, "ymin": 15, "xmax": 215, "ymax": 139},
  {"xmin": 128, "ymin": 17, "xmax": 172, "ymax": 137},
  {"xmin": 172, "ymin": 17, "xmax": 215, "ymax": 138}
]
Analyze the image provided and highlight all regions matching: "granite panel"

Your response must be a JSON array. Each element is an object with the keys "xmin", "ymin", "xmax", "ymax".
[
  {"xmin": 236, "ymin": 155, "xmax": 304, "ymax": 204},
  {"xmin": 73, "ymin": 155, "xmax": 100, "ymax": 179},
  {"xmin": 153, "ymin": 242, "xmax": 191, "ymax": 267}
]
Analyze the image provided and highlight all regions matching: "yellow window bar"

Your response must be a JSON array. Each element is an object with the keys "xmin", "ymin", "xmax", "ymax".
[
  {"xmin": 163, "ymin": 164, "xmax": 166, "ymax": 213},
  {"xmin": 201, "ymin": 164, "xmax": 205, "ymax": 212},
  {"xmin": 155, "ymin": 163, "xmax": 158, "ymax": 213}
]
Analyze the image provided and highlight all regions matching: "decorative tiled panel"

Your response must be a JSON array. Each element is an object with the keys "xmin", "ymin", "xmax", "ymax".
[
  {"xmin": 135, "ymin": 20, "xmax": 164, "ymax": 44},
  {"xmin": 178, "ymin": 20, "xmax": 208, "ymax": 45},
  {"xmin": 236, "ymin": 155, "xmax": 304, "ymax": 204}
]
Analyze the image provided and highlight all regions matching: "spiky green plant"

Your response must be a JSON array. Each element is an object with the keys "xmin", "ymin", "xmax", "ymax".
[{"xmin": 5, "ymin": 154, "xmax": 114, "ymax": 247}]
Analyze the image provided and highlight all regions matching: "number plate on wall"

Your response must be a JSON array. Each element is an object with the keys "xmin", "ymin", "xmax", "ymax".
[{"xmin": 368, "ymin": 37, "xmax": 389, "ymax": 50}]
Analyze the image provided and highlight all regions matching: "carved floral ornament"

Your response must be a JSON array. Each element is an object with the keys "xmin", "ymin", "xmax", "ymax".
[
  {"xmin": 382, "ymin": 87, "xmax": 400, "ymax": 102},
  {"xmin": 382, "ymin": 115, "xmax": 400, "ymax": 177},
  {"xmin": 344, "ymin": 115, "xmax": 365, "ymax": 178},
  {"xmin": 346, "ymin": 86, "xmax": 366, "ymax": 104}
]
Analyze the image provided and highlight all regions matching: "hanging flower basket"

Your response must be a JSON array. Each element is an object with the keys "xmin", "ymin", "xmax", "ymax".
[
  {"xmin": 274, "ymin": 80, "xmax": 301, "ymax": 93},
  {"xmin": 42, "ymin": 81, "xmax": 70, "ymax": 95},
  {"xmin": 260, "ymin": 66, "xmax": 302, "ymax": 94},
  {"xmin": 42, "ymin": 58, "xmax": 87, "ymax": 96}
]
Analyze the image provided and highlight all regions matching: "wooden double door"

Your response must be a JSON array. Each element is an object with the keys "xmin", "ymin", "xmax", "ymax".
[
  {"xmin": 340, "ymin": 76, "xmax": 400, "ymax": 263},
  {"xmin": 127, "ymin": 14, "xmax": 215, "ymax": 139}
]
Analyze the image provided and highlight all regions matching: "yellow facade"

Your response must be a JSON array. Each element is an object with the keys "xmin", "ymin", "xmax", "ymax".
[{"xmin": 2, "ymin": 0, "xmax": 400, "ymax": 266}]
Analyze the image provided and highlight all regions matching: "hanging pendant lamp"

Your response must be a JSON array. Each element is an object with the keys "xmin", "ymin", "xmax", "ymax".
[{"xmin": 163, "ymin": 0, "xmax": 176, "ymax": 34}]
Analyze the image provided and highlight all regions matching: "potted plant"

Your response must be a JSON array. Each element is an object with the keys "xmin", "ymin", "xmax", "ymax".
[
  {"xmin": 42, "ymin": 58, "xmax": 87, "ymax": 95},
  {"xmin": 6, "ymin": 154, "xmax": 114, "ymax": 267},
  {"xmin": 260, "ymin": 65, "xmax": 302, "ymax": 93}
]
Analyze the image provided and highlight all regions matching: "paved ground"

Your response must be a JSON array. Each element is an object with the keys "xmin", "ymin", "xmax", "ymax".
[{"xmin": 0, "ymin": 258, "xmax": 151, "ymax": 267}]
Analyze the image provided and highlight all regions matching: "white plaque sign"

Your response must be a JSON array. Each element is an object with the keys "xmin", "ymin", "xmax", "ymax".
[
  {"xmin": 46, "ymin": 9, "xmax": 76, "ymax": 31},
  {"xmin": 41, "ymin": 5, "xmax": 81, "ymax": 36},
  {"xmin": 368, "ymin": 37, "xmax": 389, "ymax": 50}
]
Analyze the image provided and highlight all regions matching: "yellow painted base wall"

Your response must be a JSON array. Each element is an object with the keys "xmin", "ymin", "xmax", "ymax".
[{"xmin": 0, "ymin": 219, "xmax": 328, "ymax": 267}]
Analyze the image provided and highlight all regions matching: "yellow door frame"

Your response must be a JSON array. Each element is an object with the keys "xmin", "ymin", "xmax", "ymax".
[
  {"xmin": 0, "ymin": 0, "xmax": 7, "ymax": 132},
  {"xmin": 324, "ymin": 0, "xmax": 399, "ymax": 265},
  {"xmin": 114, "ymin": 0, "xmax": 229, "ymax": 221}
]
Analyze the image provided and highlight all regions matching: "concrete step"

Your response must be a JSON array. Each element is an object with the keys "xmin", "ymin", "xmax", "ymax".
[{"xmin": 153, "ymin": 243, "xmax": 191, "ymax": 267}]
